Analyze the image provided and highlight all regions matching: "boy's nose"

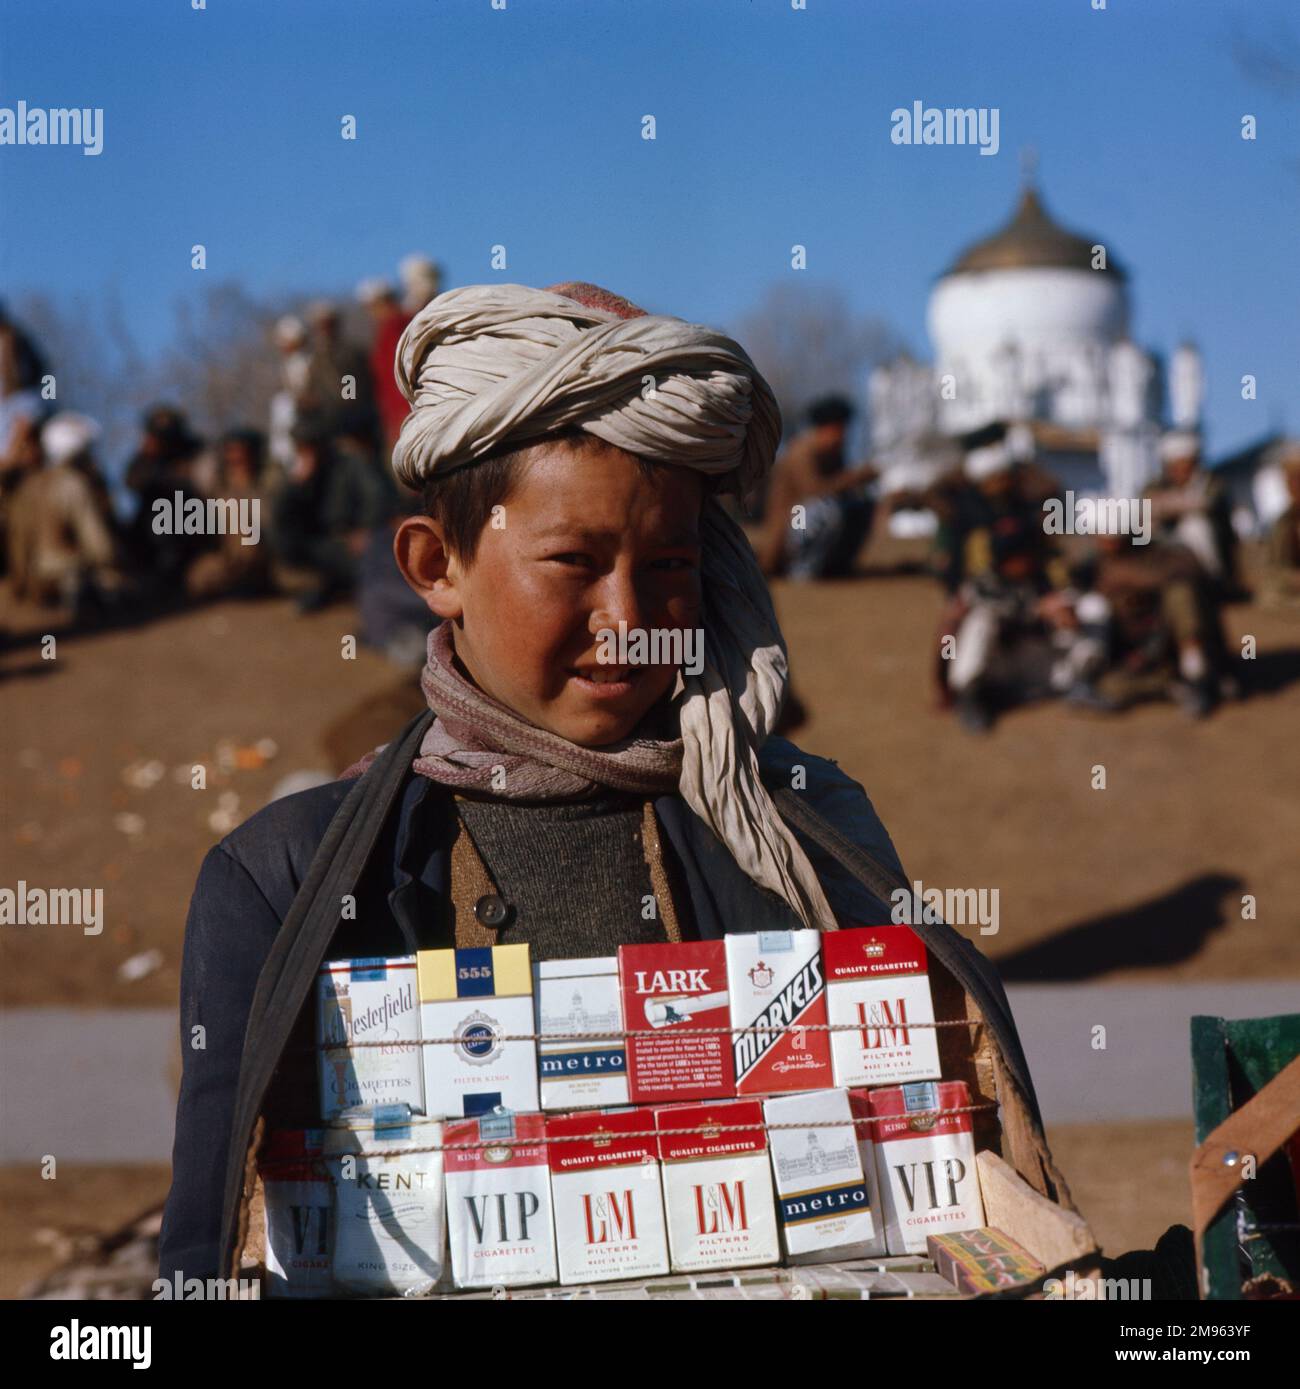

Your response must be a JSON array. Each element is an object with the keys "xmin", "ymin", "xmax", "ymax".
[{"xmin": 590, "ymin": 570, "xmax": 649, "ymax": 636}]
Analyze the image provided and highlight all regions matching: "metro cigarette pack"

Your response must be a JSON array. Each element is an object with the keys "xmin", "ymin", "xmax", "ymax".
[
  {"xmin": 927, "ymin": 1227, "xmax": 1045, "ymax": 1294},
  {"xmin": 443, "ymin": 1111, "xmax": 557, "ymax": 1289},
  {"xmin": 656, "ymin": 1099, "xmax": 779, "ymax": 1273},
  {"xmin": 546, "ymin": 1107, "xmax": 670, "ymax": 1284},
  {"xmin": 535, "ymin": 956, "xmax": 629, "ymax": 1110},
  {"xmin": 764, "ymin": 1088, "xmax": 878, "ymax": 1263},
  {"xmin": 259, "ymin": 1129, "xmax": 332, "ymax": 1298},
  {"xmin": 868, "ymin": 1080, "xmax": 985, "ymax": 1254},
  {"xmin": 618, "ymin": 941, "xmax": 734, "ymax": 1103},
  {"xmin": 316, "ymin": 955, "xmax": 423, "ymax": 1120},
  {"xmin": 417, "ymin": 944, "xmax": 538, "ymax": 1119},
  {"xmin": 725, "ymin": 930, "xmax": 833, "ymax": 1096},
  {"xmin": 823, "ymin": 925, "xmax": 941, "ymax": 1087}
]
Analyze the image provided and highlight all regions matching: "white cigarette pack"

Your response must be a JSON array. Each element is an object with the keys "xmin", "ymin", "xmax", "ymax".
[
  {"xmin": 259, "ymin": 1129, "xmax": 332, "ymax": 1298},
  {"xmin": 316, "ymin": 955, "xmax": 423, "ymax": 1119},
  {"xmin": 443, "ymin": 1111, "xmax": 557, "ymax": 1289},
  {"xmin": 764, "ymin": 1088, "xmax": 879, "ymax": 1263},
  {"xmin": 846, "ymin": 1088, "xmax": 890, "ymax": 1257},
  {"xmin": 534, "ymin": 957, "xmax": 629, "ymax": 1110}
]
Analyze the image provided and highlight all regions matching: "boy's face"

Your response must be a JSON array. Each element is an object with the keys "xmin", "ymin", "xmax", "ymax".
[{"xmin": 398, "ymin": 441, "xmax": 705, "ymax": 747}]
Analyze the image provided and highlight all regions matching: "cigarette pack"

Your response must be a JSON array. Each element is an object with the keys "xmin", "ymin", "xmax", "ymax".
[
  {"xmin": 443, "ymin": 1111, "xmax": 557, "ymax": 1289},
  {"xmin": 823, "ymin": 925, "xmax": 941, "ymax": 1087},
  {"xmin": 316, "ymin": 955, "xmax": 423, "ymax": 1120},
  {"xmin": 618, "ymin": 941, "xmax": 734, "ymax": 1103},
  {"xmin": 868, "ymin": 1080, "xmax": 985, "ymax": 1254},
  {"xmin": 927, "ymin": 1228, "xmax": 1045, "ymax": 1294},
  {"xmin": 535, "ymin": 956, "xmax": 629, "ymax": 1110},
  {"xmin": 845, "ymin": 1088, "xmax": 890, "ymax": 1257},
  {"xmin": 546, "ymin": 1107, "xmax": 670, "ymax": 1285},
  {"xmin": 259, "ymin": 1129, "xmax": 332, "ymax": 1298},
  {"xmin": 764, "ymin": 1088, "xmax": 878, "ymax": 1263},
  {"xmin": 725, "ymin": 930, "xmax": 833, "ymax": 1096},
  {"xmin": 323, "ymin": 1104, "xmax": 445, "ymax": 1297},
  {"xmin": 656, "ymin": 1099, "xmax": 780, "ymax": 1273},
  {"xmin": 416, "ymin": 944, "xmax": 538, "ymax": 1119}
]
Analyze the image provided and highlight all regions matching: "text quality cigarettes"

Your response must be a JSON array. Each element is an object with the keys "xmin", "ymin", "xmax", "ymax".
[
  {"xmin": 535, "ymin": 956, "xmax": 629, "ymax": 1110},
  {"xmin": 316, "ymin": 955, "xmax": 423, "ymax": 1119}
]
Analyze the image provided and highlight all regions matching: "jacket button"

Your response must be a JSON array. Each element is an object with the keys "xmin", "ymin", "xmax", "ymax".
[{"xmin": 474, "ymin": 894, "xmax": 509, "ymax": 929}]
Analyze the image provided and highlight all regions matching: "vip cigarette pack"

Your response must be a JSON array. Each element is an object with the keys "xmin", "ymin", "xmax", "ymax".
[
  {"xmin": 444, "ymin": 1111, "xmax": 557, "ymax": 1289},
  {"xmin": 546, "ymin": 1107, "xmax": 670, "ymax": 1284},
  {"xmin": 417, "ymin": 944, "xmax": 538, "ymax": 1119},
  {"xmin": 316, "ymin": 955, "xmax": 423, "ymax": 1119},
  {"xmin": 823, "ymin": 925, "xmax": 941, "ymax": 1087},
  {"xmin": 259, "ymin": 1129, "xmax": 332, "ymax": 1298},
  {"xmin": 868, "ymin": 1080, "xmax": 985, "ymax": 1254},
  {"xmin": 535, "ymin": 956, "xmax": 629, "ymax": 1110},
  {"xmin": 764, "ymin": 1088, "xmax": 878, "ymax": 1263},
  {"xmin": 927, "ymin": 1227, "xmax": 1045, "ymax": 1294},
  {"xmin": 656, "ymin": 1099, "xmax": 780, "ymax": 1273},
  {"xmin": 618, "ymin": 941, "xmax": 734, "ymax": 1103},
  {"xmin": 725, "ymin": 930, "xmax": 833, "ymax": 1096}
]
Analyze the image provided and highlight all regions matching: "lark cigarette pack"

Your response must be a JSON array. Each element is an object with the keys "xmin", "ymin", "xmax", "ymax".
[
  {"xmin": 535, "ymin": 956, "xmax": 629, "ymax": 1110},
  {"xmin": 845, "ymin": 1088, "xmax": 890, "ymax": 1257},
  {"xmin": 417, "ymin": 944, "xmax": 538, "ymax": 1119},
  {"xmin": 764, "ymin": 1088, "xmax": 878, "ymax": 1262},
  {"xmin": 656, "ymin": 1099, "xmax": 780, "ymax": 1273},
  {"xmin": 725, "ymin": 930, "xmax": 833, "ymax": 1096},
  {"xmin": 443, "ymin": 1111, "xmax": 557, "ymax": 1289},
  {"xmin": 927, "ymin": 1228, "xmax": 1045, "ymax": 1294},
  {"xmin": 618, "ymin": 941, "xmax": 734, "ymax": 1103},
  {"xmin": 546, "ymin": 1107, "xmax": 670, "ymax": 1284},
  {"xmin": 323, "ymin": 1105, "xmax": 445, "ymax": 1297},
  {"xmin": 868, "ymin": 1080, "xmax": 985, "ymax": 1254},
  {"xmin": 316, "ymin": 955, "xmax": 423, "ymax": 1120},
  {"xmin": 259, "ymin": 1129, "xmax": 332, "ymax": 1298},
  {"xmin": 823, "ymin": 925, "xmax": 941, "ymax": 1087}
]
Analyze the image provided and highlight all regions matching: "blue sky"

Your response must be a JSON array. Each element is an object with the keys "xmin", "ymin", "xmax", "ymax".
[{"xmin": 2, "ymin": 0, "xmax": 1297, "ymax": 457}]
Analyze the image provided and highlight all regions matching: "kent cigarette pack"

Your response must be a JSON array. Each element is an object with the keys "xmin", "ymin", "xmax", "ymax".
[
  {"xmin": 823, "ymin": 925, "xmax": 941, "ymax": 1087},
  {"xmin": 316, "ymin": 955, "xmax": 423, "ymax": 1120},
  {"xmin": 546, "ymin": 1107, "xmax": 670, "ymax": 1284},
  {"xmin": 764, "ymin": 1088, "xmax": 878, "ymax": 1263},
  {"xmin": 444, "ymin": 1111, "xmax": 557, "ymax": 1289},
  {"xmin": 259, "ymin": 1129, "xmax": 332, "ymax": 1298},
  {"xmin": 927, "ymin": 1227, "xmax": 1045, "ymax": 1295},
  {"xmin": 725, "ymin": 930, "xmax": 833, "ymax": 1096},
  {"xmin": 535, "ymin": 956, "xmax": 629, "ymax": 1110},
  {"xmin": 417, "ymin": 944, "xmax": 538, "ymax": 1119},
  {"xmin": 618, "ymin": 941, "xmax": 734, "ymax": 1103},
  {"xmin": 656, "ymin": 1099, "xmax": 780, "ymax": 1273},
  {"xmin": 868, "ymin": 1080, "xmax": 985, "ymax": 1254}
]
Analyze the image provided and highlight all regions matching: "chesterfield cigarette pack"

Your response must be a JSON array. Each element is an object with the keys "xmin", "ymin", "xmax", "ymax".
[
  {"xmin": 656, "ymin": 1099, "xmax": 780, "ymax": 1273},
  {"xmin": 618, "ymin": 941, "xmax": 734, "ymax": 1103},
  {"xmin": 546, "ymin": 1107, "xmax": 670, "ymax": 1284},
  {"xmin": 535, "ymin": 956, "xmax": 629, "ymax": 1110},
  {"xmin": 927, "ymin": 1227, "xmax": 1045, "ymax": 1294},
  {"xmin": 725, "ymin": 930, "xmax": 833, "ymax": 1096},
  {"xmin": 823, "ymin": 925, "xmax": 941, "ymax": 1087},
  {"xmin": 316, "ymin": 955, "xmax": 423, "ymax": 1119},
  {"xmin": 846, "ymin": 1088, "xmax": 891, "ymax": 1257},
  {"xmin": 868, "ymin": 1080, "xmax": 985, "ymax": 1254},
  {"xmin": 323, "ymin": 1105, "xmax": 445, "ymax": 1297},
  {"xmin": 764, "ymin": 1088, "xmax": 878, "ymax": 1262},
  {"xmin": 259, "ymin": 1129, "xmax": 332, "ymax": 1298},
  {"xmin": 444, "ymin": 1111, "xmax": 557, "ymax": 1289},
  {"xmin": 417, "ymin": 944, "xmax": 538, "ymax": 1119}
]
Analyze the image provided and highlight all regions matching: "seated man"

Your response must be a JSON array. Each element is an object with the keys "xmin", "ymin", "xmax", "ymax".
[
  {"xmin": 1262, "ymin": 442, "xmax": 1300, "ymax": 609},
  {"xmin": 1146, "ymin": 431, "xmax": 1246, "ymax": 600}
]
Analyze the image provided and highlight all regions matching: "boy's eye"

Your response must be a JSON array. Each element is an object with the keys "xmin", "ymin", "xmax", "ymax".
[
  {"xmin": 546, "ymin": 552, "xmax": 594, "ymax": 567},
  {"xmin": 651, "ymin": 556, "xmax": 696, "ymax": 571}
]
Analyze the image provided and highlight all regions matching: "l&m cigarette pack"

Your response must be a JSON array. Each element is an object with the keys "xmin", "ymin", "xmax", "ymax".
[
  {"xmin": 316, "ymin": 955, "xmax": 423, "ymax": 1119},
  {"xmin": 534, "ymin": 956, "xmax": 629, "ymax": 1110}
]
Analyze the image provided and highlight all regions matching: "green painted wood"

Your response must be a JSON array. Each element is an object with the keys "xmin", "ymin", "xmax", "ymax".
[{"xmin": 1190, "ymin": 1014, "xmax": 1240, "ymax": 1300}]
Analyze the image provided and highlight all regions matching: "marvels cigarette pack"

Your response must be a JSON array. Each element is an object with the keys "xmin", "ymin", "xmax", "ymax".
[
  {"xmin": 259, "ymin": 1129, "xmax": 332, "ymax": 1298},
  {"xmin": 868, "ymin": 1080, "xmax": 984, "ymax": 1254},
  {"xmin": 927, "ymin": 1227, "xmax": 1045, "ymax": 1294},
  {"xmin": 444, "ymin": 1111, "xmax": 556, "ymax": 1289},
  {"xmin": 823, "ymin": 925, "xmax": 941, "ymax": 1087},
  {"xmin": 764, "ymin": 1088, "xmax": 878, "ymax": 1263},
  {"xmin": 417, "ymin": 944, "xmax": 538, "ymax": 1119},
  {"xmin": 316, "ymin": 955, "xmax": 423, "ymax": 1120},
  {"xmin": 656, "ymin": 1099, "xmax": 779, "ymax": 1273},
  {"xmin": 535, "ymin": 956, "xmax": 629, "ymax": 1110},
  {"xmin": 725, "ymin": 931, "xmax": 833, "ymax": 1096},
  {"xmin": 546, "ymin": 1107, "xmax": 669, "ymax": 1284},
  {"xmin": 618, "ymin": 941, "xmax": 734, "ymax": 1103}
]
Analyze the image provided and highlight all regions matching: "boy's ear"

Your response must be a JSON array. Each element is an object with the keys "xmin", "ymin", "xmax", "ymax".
[{"xmin": 393, "ymin": 515, "xmax": 465, "ymax": 620}]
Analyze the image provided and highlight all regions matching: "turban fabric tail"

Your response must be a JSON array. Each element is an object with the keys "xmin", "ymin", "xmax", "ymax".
[{"xmin": 392, "ymin": 283, "xmax": 838, "ymax": 933}]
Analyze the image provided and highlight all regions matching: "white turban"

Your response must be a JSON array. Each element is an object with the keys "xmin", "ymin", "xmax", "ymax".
[
  {"xmin": 42, "ymin": 411, "xmax": 101, "ymax": 466},
  {"xmin": 392, "ymin": 283, "xmax": 836, "ymax": 932}
]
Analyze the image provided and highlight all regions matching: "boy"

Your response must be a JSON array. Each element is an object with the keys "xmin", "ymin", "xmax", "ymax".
[{"xmin": 159, "ymin": 282, "xmax": 1031, "ymax": 1286}]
